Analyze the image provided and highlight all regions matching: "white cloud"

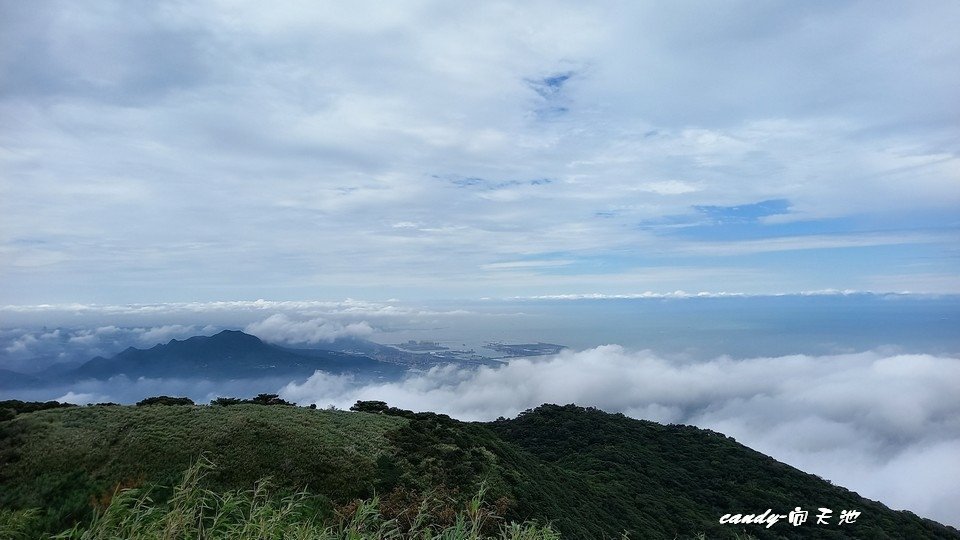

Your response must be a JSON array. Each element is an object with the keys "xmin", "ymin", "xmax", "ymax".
[
  {"xmin": 633, "ymin": 180, "xmax": 700, "ymax": 195},
  {"xmin": 244, "ymin": 314, "xmax": 373, "ymax": 344},
  {"xmin": 0, "ymin": 324, "xmax": 219, "ymax": 373},
  {"xmin": 55, "ymin": 391, "xmax": 110, "ymax": 405},
  {"xmin": 391, "ymin": 221, "xmax": 419, "ymax": 229},
  {"xmin": 280, "ymin": 347, "xmax": 960, "ymax": 526},
  {"xmin": 481, "ymin": 260, "xmax": 574, "ymax": 270},
  {"xmin": 136, "ymin": 324, "xmax": 213, "ymax": 345}
]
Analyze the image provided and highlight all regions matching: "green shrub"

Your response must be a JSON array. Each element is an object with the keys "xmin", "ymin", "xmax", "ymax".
[
  {"xmin": 0, "ymin": 400, "xmax": 75, "ymax": 417},
  {"xmin": 135, "ymin": 396, "xmax": 195, "ymax": 407},
  {"xmin": 209, "ymin": 397, "xmax": 244, "ymax": 406}
]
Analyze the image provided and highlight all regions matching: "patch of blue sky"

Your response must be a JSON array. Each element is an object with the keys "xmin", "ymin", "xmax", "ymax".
[
  {"xmin": 693, "ymin": 199, "xmax": 791, "ymax": 222},
  {"xmin": 640, "ymin": 199, "xmax": 959, "ymax": 241},
  {"xmin": 669, "ymin": 216, "xmax": 864, "ymax": 241},
  {"xmin": 526, "ymin": 71, "xmax": 575, "ymax": 120},
  {"xmin": 639, "ymin": 198, "xmax": 789, "ymax": 233},
  {"xmin": 526, "ymin": 72, "xmax": 574, "ymax": 99}
]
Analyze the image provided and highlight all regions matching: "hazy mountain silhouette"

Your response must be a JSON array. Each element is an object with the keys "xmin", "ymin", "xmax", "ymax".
[
  {"xmin": 69, "ymin": 330, "xmax": 405, "ymax": 381},
  {"xmin": 0, "ymin": 369, "xmax": 39, "ymax": 389}
]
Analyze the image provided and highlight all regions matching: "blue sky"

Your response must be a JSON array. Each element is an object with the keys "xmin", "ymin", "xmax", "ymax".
[{"xmin": 1, "ymin": 1, "xmax": 958, "ymax": 303}]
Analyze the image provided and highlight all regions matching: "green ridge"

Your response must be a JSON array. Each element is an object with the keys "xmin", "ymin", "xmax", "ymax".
[{"xmin": 1, "ymin": 402, "xmax": 956, "ymax": 539}]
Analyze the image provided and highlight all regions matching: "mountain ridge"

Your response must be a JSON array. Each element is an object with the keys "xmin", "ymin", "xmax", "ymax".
[
  {"xmin": 67, "ymin": 329, "xmax": 405, "ymax": 381},
  {"xmin": 1, "ymin": 401, "xmax": 955, "ymax": 539}
]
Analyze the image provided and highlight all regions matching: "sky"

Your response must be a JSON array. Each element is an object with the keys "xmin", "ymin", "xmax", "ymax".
[{"xmin": 2, "ymin": 0, "xmax": 959, "ymax": 304}]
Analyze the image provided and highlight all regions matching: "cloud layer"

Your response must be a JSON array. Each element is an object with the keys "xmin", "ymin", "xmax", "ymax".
[
  {"xmin": 280, "ymin": 347, "xmax": 960, "ymax": 526},
  {"xmin": 244, "ymin": 313, "xmax": 373, "ymax": 344},
  {"xmin": 2, "ymin": 1, "xmax": 958, "ymax": 302},
  {"xmin": 0, "ymin": 324, "xmax": 220, "ymax": 372}
]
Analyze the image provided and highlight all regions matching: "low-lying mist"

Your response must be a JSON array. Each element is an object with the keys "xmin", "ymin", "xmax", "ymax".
[{"xmin": 278, "ymin": 347, "xmax": 957, "ymax": 527}]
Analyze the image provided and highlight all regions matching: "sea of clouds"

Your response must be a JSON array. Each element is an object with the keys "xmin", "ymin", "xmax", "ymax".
[{"xmin": 278, "ymin": 347, "xmax": 960, "ymax": 526}]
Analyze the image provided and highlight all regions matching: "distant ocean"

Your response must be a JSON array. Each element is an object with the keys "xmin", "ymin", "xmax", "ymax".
[
  {"xmin": 380, "ymin": 294, "xmax": 960, "ymax": 359},
  {"xmin": 2, "ymin": 294, "xmax": 957, "ymax": 364}
]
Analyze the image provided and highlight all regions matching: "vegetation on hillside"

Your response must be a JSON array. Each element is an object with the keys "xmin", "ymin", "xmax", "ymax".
[
  {"xmin": 94, "ymin": 459, "xmax": 559, "ymax": 540},
  {"xmin": 1, "ymin": 400, "xmax": 957, "ymax": 539},
  {"xmin": 3, "ymin": 456, "xmax": 559, "ymax": 540},
  {"xmin": 0, "ymin": 400, "xmax": 76, "ymax": 422}
]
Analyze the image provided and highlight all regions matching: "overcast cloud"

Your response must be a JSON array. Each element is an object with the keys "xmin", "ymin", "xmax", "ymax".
[{"xmin": 2, "ymin": 1, "xmax": 958, "ymax": 303}]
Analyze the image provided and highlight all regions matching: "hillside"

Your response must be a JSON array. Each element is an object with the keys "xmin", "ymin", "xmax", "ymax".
[{"xmin": 0, "ymin": 402, "xmax": 956, "ymax": 539}]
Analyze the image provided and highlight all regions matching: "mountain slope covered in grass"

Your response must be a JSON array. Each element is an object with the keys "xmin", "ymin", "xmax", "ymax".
[{"xmin": 0, "ymin": 402, "xmax": 956, "ymax": 539}]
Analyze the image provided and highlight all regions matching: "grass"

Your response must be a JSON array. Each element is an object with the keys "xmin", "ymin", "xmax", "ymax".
[
  {"xmin": 40, "ymin": 456, "xmax": 560, "ymax": 540},
  {"xmin": 3, "ymin": 403, "xmax": 958, "ymax": 539},
  {"xmin": 0, "ymin": 404, "xmax": 406, "ymax": 533}
]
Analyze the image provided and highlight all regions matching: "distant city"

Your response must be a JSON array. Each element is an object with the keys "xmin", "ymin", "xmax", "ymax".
[{"xmin": 390, "ymin": 339, "xmax": 567, "ymax": 365}]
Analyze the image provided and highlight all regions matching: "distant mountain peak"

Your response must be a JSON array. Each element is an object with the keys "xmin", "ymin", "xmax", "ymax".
[
  {"xmin": 198, "ymin": 329, "xmax": 264, "ymax": 344},
  {"xmin": 223, "ymin": 329, "xmax": 261, "ymax": 338},
  {"xmin": 69, "ymin": 329, "xmax": 401, "ymax": 381}
]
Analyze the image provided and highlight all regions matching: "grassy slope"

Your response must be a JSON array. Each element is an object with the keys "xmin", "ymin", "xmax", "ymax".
[
  {"xmin": 0, "ymin": 405, "xmax": 404, "ymax": 531},
  {"xmin": 1, "ymin": 403, "xmax": 958, "ymax": 539},
  {"xmin": 491, "ymin": 405, "xmax": 959, "ymax": 539},
  {"xmin": 43, "ymin": 457, "xmax": 560, "ymax": 540}
]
